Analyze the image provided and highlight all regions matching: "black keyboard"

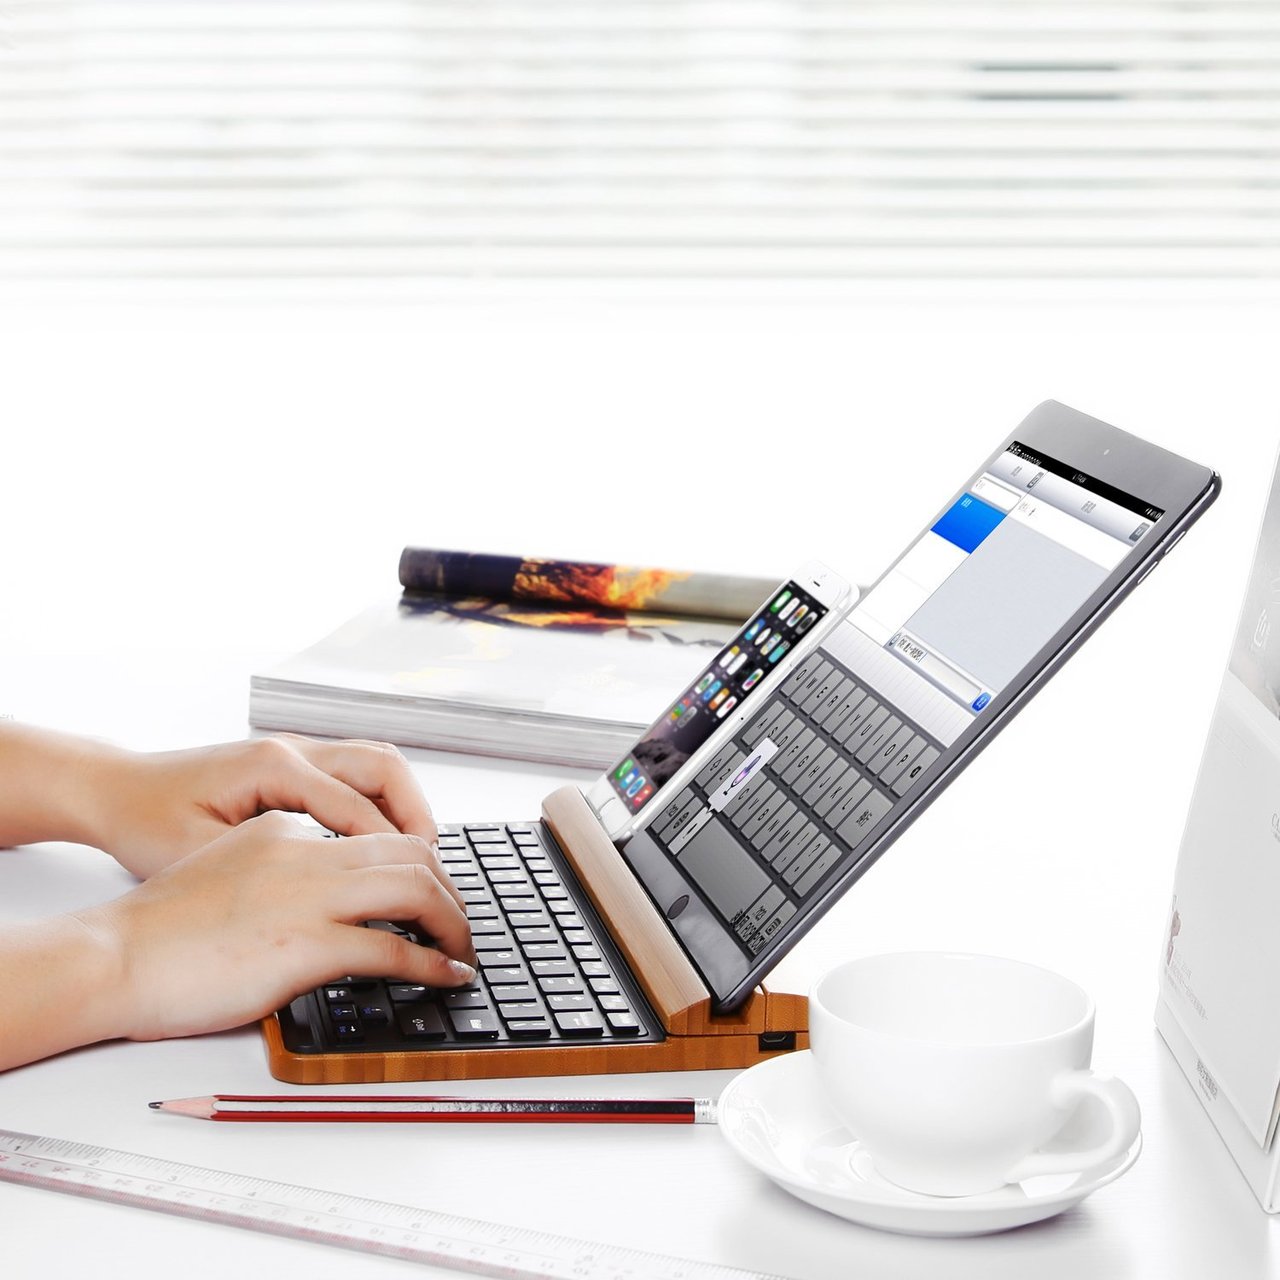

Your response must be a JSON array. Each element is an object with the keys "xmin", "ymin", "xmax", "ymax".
[
  {"xmin": 284, "ymin": 823, "xmax": 659, "ymax": 1053},
  {"xmin": 646, "ymin": 648, "xmax": 942, "ymax": 956}
]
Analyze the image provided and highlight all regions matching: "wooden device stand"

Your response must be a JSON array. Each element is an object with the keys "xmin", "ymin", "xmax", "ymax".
[{"xmin": 263, "ymin": 786, "xmax": 808, "ymax": 1083}]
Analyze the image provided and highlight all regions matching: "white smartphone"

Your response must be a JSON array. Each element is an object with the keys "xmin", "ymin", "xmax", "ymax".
[{"xmin": 584, "ymin": 559, "xmax": 854, "ymax": 843}]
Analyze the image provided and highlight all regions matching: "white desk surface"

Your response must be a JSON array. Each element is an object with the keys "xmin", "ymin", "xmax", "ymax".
[{"xmin": 3, "ymin": 297, "xmax": 1280, "ymax": 1277}]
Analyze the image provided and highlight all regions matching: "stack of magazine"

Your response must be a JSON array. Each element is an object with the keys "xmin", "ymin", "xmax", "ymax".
[{"xmin": 249, "ymin": 548, "xmax": 779, "ymax": 769}]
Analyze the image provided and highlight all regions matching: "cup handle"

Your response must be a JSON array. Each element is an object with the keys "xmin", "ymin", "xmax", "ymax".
[{"xmin": 1003, "ymin": 1070, "xmax": 1141, "ymax": 1183}]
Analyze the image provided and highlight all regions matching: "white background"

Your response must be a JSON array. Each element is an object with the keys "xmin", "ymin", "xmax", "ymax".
[{"xmin": 1, "ymin": 292, "xmax": 1279, "ymax": 1276}]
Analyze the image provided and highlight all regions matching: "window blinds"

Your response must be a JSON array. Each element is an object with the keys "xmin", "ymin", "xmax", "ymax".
[{"xmin": 1, "ymin": 1, "xmax": 1276, "ymax": 281}]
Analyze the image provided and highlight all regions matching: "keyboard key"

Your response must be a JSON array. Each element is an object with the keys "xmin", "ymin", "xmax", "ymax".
[
  {"xmin": 388, "ymin": 984, "xmax": 430, "ymax": 1003},
  {"xmin": 546, "ymin": 993, "xmax": 594, "ymax": 1011},
  {"xmin": 465, "ymin": 903, "xmax": 499, "ymax": 920},
  {"xmin": 553, "ymin": 1010, "xmax": 605, "ymax": 1037},
  {"xmin": 835, "ymin": 696, "xmax": 882, "ymax": 747},
  {"xmin": 730, "ymin": 778, "xmax": 777, "ymax": 833},
  {"xmin": 695, "ymin": 743, "xmax": 740, "ymax": 791},
  {"xmin": 482, "ymin": 966, "xmax": 526, "ymax": 985},
  {"xmin": 580, "ymin": 960, "xmax": 611, "ymax": 977},
  {"xmin": 802, "ymin": 753, "xmax": 845, "ymax": 807},
  {"xmin": 780, "ymin": 654, "xmax": 822, "ymax": 700},
  {"xmin": 598, "ymin": 994, "xmax": 631, "ymax": 1012},
  {"xmin": 798, "ymin": 667, "xmax": 840, "ymax": 717},
  {"xmin": 333, "ymin": 1022, "xmax": 363, "ymax": 1043},
  {"xmin": 772, "ymin": 727, "xmax": 816, "ymax": 780},
  {"xmin": 650, "ymin": 783, "xmax": 701, "ymax": 844},
  {"xmin": 570, "ymin": 941, "xmax": 601, "ymax": 959},
  {"xmin": 760, "ymin": 809, "xmax": 809, "ymax": 866},
  {"xmin": 501, "ymin": 897, "xmax": 540, "ymax": 913},
  {"xmin": 449, "ymin": 1009, "xmax": 501, "ymax": 1038},
  {"xmin": 324, "ymin": 987, "xmax": 353, "ymax": 1002},
  {"xmin": 516, "ymin": 927, "xmax": 557, "ymax": 944},
  {"xmin": 537, "ymin": 975, "xmax": 584, "ymax": 994},
  {"xmin": 770, "ymin": 821, "xmax": 818, "ymax": 872},
  {"xmin": 531, "ymin": 958, "xmax": 575, "ymax": 976},
  {"xmin": 444, "ymin": 990, "xmax": 489, "ymax": 1010},
  {"xmin": 473, "ymin": 933, "xmax": 515, "ymax": 951},
  {"xmin": 893, "ymin": 744, "xmax": 940, "ymax": 796},
  {"xmin": 606, "ymin": 1012, "xmax": 642, "ymax": 1035},
  {"xmin": 507, "ymin": 912, "xmax": 550, "ymax": 929},
  {"xmin": 857, "ymin": 714, "xmax": 902, "ymax": 767},
  {"xmin": 509, "ymin": 828, "xmax": 541, "ymax": 846},
  {"xmin": 783, "ymin": 833, "xmax": 832, "ymax": 886},
  {"xmin": 523, "ymin": 942, "xmax": 566, "ymax": 960},
  {"xmin": 491, "ymin": 983, "xmax": 537, "ymax": 1003},
  {"xmin": 556, "ymin": 915, "xmax": 585, "ymax": 933},
  {"xmin": 541, "ymin": 885, "xmax": 570, "ymax": 901},
  {"xmin": 507, "ymin": 1020, "xmax": 553, "ymax": 1038},
  {"xmin": 741, "ymin": 700, "xmax": 788, "ymax": 750},
  {"xmin": 358, "ymin": 1005, "xmax": 389, "ymax": 1023},
  {"xmin": 531, "ymin": 870, "xmax": 560, "ymax": 885},
  {"xmin": 828, "ymin": 777, "xmax": 872, "ymax": 829},
  {"xmin": 471, "ymin": 917, "xmax": 513, "ymax": 935},
  {"xmin": 547, "ymin": 899, "xmax": 578, "ymax": 915},
  {"xmin": 756, "ymin": 901, "xmax": 799, "ymax": 947},
  {"xmin": 749, "ymin": 798, "xmax": 795, "ymax": 853},
  {"xmin": 497, "ymin": 1001, "xmax": 542, "ymax": 1020},
  {"xmin": 794, "ymin": 841, "xmax": 844, "ymax": 896},
  {"xmin": 878, "ymin": 732, "xmax": 927, "ymax": 789},
  {"xmin": 589, "ymin": 976, "xmax": 620, "ymax": 994},
  {"xmin": 490, "ymin": 870, "xmax": 531, "ymax": 885},
  {"xmin": 779, "ymin": 739, "xmax": 821, "ymax": 789},
  {"xmin": 328, "ymin": 1003, "xmax": 356, "ymax": 1020},
  {"xmin": 395, "ymin": 1004, "xmax": 447, "ymax": 1040},
  {"xmin": 768, "ymin": 709, "xmax": 803, "ymax": 750},
  {"xmin": 467, "ymin": 828, "xmax": 509, "ymax": 844},
  {"xmin": 798, "ymin": 746, "xmax": 838, "ymax": 797},
  {"xmin": 836, "ymin": 788, "xmax": 894, "ymax": 849}
]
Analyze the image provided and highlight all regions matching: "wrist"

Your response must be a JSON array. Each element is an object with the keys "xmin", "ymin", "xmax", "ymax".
[
  {"xmin": 0, "ymin": 907, "xmax": 130, "ymax": 1070},
  {"xmin": 45, "ymin": 735, "xmax": 139, "ymax": 852},
  {"xmin": 0, "ymin": 723, "xmax": 137, "ymax": 851}
]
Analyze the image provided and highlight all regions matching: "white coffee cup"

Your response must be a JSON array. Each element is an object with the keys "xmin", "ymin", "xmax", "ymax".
[{"xmin": 808, "ymin": 952, "xmax": 1141, "ymax": 1198}]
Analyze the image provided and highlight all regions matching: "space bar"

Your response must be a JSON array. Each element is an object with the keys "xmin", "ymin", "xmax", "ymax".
[{"xmin": 678, "ymin": 818, "xmax": 772, "ymax": 922}]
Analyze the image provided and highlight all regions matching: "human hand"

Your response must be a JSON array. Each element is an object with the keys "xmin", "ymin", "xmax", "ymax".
[
  {"xmin": 83, "ymin": 734, "xmax": 447, "ymax": 884},
  {"xmin": 76, "ymin": 811, "xmax": 477, "ymax": 1042}
]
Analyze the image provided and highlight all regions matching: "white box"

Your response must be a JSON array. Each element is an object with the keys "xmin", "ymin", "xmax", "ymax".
[{"xmin": 1156, "ymin": 453, "xmax": 1280, "ymax": 1212}]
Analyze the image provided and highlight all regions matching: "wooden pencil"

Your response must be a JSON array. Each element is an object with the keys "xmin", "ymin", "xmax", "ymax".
[{"xmin": 149, "ymin": 1094, "xmax": 719, "ymax": 1123}]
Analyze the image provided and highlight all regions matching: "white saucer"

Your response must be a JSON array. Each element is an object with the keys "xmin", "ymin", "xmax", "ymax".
[{"xmin": 717, "ymin": 1051, "xmax": 1141, "ymax": 1237}]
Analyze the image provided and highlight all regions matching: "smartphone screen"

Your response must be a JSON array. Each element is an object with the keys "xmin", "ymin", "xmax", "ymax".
[{"xmin": 606, "ymin": 580, "xmax": 830, "ymax": 813}]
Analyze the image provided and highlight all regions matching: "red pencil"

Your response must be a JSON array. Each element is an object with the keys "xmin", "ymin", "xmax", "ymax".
[{"xmin": 149, "ymin": 1094, "xmax": 718, "ymax": 1124}]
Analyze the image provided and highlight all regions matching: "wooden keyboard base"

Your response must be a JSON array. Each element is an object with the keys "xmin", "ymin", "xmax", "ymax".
[
  {"xmin": 262, "ymin": 985, "xmax": 807, "ymax": 1085},
  {"xmin": 261, "ymin": 786, "xmax": 808, "ymax": 1085}
]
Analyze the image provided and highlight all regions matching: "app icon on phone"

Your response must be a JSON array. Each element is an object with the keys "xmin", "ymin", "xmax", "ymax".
[
  {"xmin": 614, "ymin": 758, "xmax": 634, "ymax": 780},
  {"xmin": 709, "ymin": 688, "xmax": 729, "ymax": 711},
  {"xmin": 719, "ymin": 645, "xmax": 741, "ymax": 671},
  {"xmin": 796, "ymin": 613, "xmax": 817, "ymax": 634},
  {"xmin": 701, "ymin": 679, "xmax": 723, "ymax": 702},
  {"xmin": 716, "ymin": 695, "xmax": 738, "ymax": 719},
  {"xmin": 778, "ymin": 597, "xmax": 800, "ymax": 621},
  {"xmin": 744, "ymin": 618, "xmax": 763, "ymax": 642},
  {"xmin": 770, "ymin": 591, "xmax": 792, "ymax": 614},
  {"xmin": 634, "ymin": 784, "xmax": 654, "ymax": 806},
  {"xmin": 767, "ymin": 641, "xmax": 790, "ymax": 663},
  {"xmin": 787, "ymin": 604, "xmax": 808, "ymax": 628},
  {"xmin": 728, "ymin": 651, "xmax": 749, "ymax": 675},
  {"xmin": 622, "ymin": 768, "xmax": 638, "ymax": 788},
  {"xmin": 694, "ymin": 673, "xmax": 715, "ymax": 695},
  {"xmin": 756, "ymin": 627, "xmax": 773, "ymax": 649},
  {"xmin": 626, "ymin": 774, "xmax": 646, "ymax": 798},
  {"xmin": 742, "ymin": 667, "xmax": 765, "ymax": 691}
]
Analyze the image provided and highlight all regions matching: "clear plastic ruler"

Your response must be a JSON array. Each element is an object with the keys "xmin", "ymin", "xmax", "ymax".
[{"xmin": 0, "ymin": 1129, "xmax": 788, "ymax": 1280}]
